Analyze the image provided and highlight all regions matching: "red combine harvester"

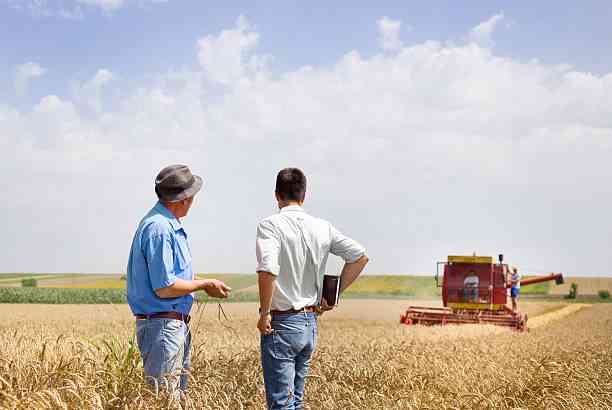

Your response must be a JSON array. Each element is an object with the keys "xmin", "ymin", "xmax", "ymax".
[{"xmin": 400, "ymin": 254, "xmax": 564, "ymax": 331}]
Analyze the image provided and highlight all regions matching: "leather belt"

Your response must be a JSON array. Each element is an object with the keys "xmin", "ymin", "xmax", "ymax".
[
  {"xmin": 270, "ymin": 306, "xmax": 316, "ymax": 315},
  {"xmin": 135, "ymin": 312, "xmax": 191, "ymax": 324}
]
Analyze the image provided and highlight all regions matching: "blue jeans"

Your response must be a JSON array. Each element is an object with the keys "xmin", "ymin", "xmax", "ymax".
[
  {"xmin": 135, "ymin": 318, "xmax": 191, "ymax": 393},
  {"xmin": 261, "ymin": 312, "xmax": 317, "ymax": 410},
  {"xmin": 464, "ymin": 286, "xmax": 479, "ymax": 302}
]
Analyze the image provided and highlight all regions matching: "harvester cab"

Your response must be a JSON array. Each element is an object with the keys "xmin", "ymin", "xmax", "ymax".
[
  {"xmin": 401, "ymin": 254, "xmax": 564, "ymax": 331},
  {"xmin": 436, "ymin": 254, "xmax": 509, "ymax": 311}
]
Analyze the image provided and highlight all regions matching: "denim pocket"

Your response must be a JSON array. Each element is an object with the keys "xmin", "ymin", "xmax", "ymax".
[
  {"xmin": 270, "ymin": 319, "xmax": 304, "ymax": 360},
  {"xmin": 271, "ymin": 330, "xmax": 301, "ymax": 360}
]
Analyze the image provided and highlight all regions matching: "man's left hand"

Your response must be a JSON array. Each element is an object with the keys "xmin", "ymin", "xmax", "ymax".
[
  {"xmin": 320, "ymin": 297, "xmax": 335, "ymax": 313},
  {"xmin": 202, "ymin": 279, "xmax": 232, "ymax": 298}
]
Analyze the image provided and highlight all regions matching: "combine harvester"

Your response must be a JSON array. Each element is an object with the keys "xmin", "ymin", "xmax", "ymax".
[{"xmin": 400, "ymin": 254, "xmax": 564, "ymax": 331}]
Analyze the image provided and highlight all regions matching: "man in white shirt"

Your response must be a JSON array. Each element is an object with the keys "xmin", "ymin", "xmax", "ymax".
[
  {"xmin": 256, "ymin": 168, "xmax": 369, "ymax": 410},
  {"xmin": 510, "ymin": 266, "xmax": 521, "ymax": 312},
  {"xmin": 463, "ymin": 271, "xmax": 479, "ymax": 303}
]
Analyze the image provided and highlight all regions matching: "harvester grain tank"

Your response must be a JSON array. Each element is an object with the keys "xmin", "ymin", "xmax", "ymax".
[{"xmin": 400, "ymin": 254, "xmax": 564, "ymax": 331}]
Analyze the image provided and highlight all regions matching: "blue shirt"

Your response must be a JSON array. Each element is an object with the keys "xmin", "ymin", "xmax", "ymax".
[{"xmin": 127, "ymin": 202, "xmax": 194, "ymax": 315}]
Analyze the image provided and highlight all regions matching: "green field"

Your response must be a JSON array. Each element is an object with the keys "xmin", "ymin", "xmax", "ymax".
[
  {"xmin": 197, "ymin": 274, "xmax": 257, "ymax": 291},
  {"xmin": 0, "ymin": 273, "xmax": 609, "ymax": 304},
  {"xmin": 0, "ymin": 287, "xmax": 127, "ymax": 304},
  {"xmin": 0, "ymin": 273, "xmax": 257, "ymax": 290},
  {"xmin": 343, "ymin": 275, "xmax": 438, "ymax": 297},
  {"xmin": 519, "ymin": 277, "xmax": 551, "ymax": 295}
]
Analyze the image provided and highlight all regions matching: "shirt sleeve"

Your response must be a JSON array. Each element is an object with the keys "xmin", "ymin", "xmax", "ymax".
[
  {"xmin": 256, "ymin": 219, "xmax": 281, "ymax": 276},
  {"xmin": 329, "ymin": 224, "xmax": 366, "ymax": 263},
  {"xmin": 142, "ymin": 227, "xmax": 178, "ymax": 290}
]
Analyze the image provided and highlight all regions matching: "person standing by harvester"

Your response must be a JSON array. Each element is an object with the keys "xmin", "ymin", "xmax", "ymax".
[
  {"xmin": 510, "ymin": 266, "xmax": 521, "ymax": 312},
  {"xmin": 126, "ymin": 164, "xmax": 231, "ymax": 396},
  {"xmin": 256, "ymin": 168, "xmax": 369, "ymax": 410}
]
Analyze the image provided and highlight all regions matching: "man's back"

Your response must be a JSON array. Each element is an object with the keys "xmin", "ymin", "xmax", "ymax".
[
  {"xmin": 256, "ymin": 205, "xmax": 365, "ymax": 310},
  {"xmin": 256, "ymin": 167, "xmax": 369, "ymax": 410}
]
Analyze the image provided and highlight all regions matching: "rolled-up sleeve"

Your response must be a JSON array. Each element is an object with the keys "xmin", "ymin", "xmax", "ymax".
[
  {"xmin": 256, "ymin": 220, "xmax": 281, "ymax": 276},
  {"xmin": 329, "ymin": 224, "xmax": 366, "ymax": 263},
  {"xmin": 143, "ymin": 229, "xmax": 177, "ymax": 290}
]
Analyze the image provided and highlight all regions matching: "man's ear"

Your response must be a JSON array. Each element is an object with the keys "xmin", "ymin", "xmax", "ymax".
[{"xmin": 180, "ymin": 197, "xmax": 192, "ymax": 208}]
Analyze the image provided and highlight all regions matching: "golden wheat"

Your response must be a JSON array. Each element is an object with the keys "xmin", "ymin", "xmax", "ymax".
[{"xmin": 0, "ymin": 301, "xmax": 610, "ymax": 409}]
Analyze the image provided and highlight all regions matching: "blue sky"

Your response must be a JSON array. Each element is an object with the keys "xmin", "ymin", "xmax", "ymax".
[
  {"xmin": 1, "ymin": 1, "xmax": 612, "ymax": 276},
  {"xmin": 2, "ymin": 1, "xmax": 612, "ymax": 106}
]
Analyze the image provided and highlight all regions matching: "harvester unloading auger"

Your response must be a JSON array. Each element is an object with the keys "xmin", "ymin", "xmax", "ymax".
[{"xmin": 400, "ymin": 254, "xmax": 564, "ymax": 331}]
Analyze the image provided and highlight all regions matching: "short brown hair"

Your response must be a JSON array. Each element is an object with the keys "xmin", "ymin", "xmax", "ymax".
[{"xmin": 275, "ymin": 168, "xmax": 306, "ymax": 202}]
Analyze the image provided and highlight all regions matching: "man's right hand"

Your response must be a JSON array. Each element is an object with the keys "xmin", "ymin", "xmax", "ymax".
[
  {"xmin": 257, "ymin": 313, "xmax": 273, "ymax": 335},
  {"xmin": 201, "ymin": 279, "xmax": 232, "ymax": 298}
]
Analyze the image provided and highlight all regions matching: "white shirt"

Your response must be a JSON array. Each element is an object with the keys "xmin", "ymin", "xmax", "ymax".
[
  {"xmin": 511, "ymin": 272, "xmax": 521, "ymax": 288},
  {"xmin": 464, "ymin": 275, "xmax": 479, "ymax": 287},
  {"xmin": 256, "ymin": 205, "xmax": 366, "ymax": 310}
]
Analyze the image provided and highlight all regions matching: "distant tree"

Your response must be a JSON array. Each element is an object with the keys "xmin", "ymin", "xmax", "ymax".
[
  {"xmin": 119, "ymin": 274, "xmax": 127, "ymax": 281},
  {"xmin": 565, "ymin": 282, "xmax": 578, "ymax": 299},
  {"xmin": 598, "ymin": 290, "xmax": 610, "ymax": 300},
  {"xmin": 21, "ymin": 278, "xmax": 37, "ymax": 288}
]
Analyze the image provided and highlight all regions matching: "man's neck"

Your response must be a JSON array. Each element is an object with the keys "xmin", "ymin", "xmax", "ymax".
[
  {"xmin": 278, "ymin": 201, "xmax": 303, "ymax": 210},
  {"xmin": 160, "ymin": 201, "xmax": 182, "ymax": 219}
]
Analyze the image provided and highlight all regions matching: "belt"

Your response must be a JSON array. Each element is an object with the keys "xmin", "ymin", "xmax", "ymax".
[
  {"xmin": 270, "ymin": 306, "xmax": 316, "ymax": 315},
  {"xmin": 135, "ymin": 312, "xmax": 191, "ymax": 324}
]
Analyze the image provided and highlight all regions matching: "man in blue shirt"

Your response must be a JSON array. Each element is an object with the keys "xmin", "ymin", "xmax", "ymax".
[{"xmin": 127, "ymin": 164, "xmax": 231, "ymax": 395}]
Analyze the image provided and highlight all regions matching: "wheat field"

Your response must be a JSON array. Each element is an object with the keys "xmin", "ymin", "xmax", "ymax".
[{"xmin": 0, "ymin": 300, "xmax": 611, "ymax": 409}]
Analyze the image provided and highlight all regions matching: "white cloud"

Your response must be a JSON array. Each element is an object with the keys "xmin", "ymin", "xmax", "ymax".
[
  {"xmin": 377, "ymin": 16, "xmax": 404, "ymax": 51},
  {"xmin": 1, "ymin": 17, "xmax": 612, "ymax": 276},
  {"xmin": 76, "ymin": 0, "xmax": 123, "ymax": 12},
  {"xmin": 469, "ymin": 12, "xmax": 505, "ymax": 45},
  {"xmin": 14, "ymin": 62, "xmax": 46, "ymax": 96},
  {"xmin": 197, "ymin": 15, "xmax": 265, "ymax": 85},
  {"xmin": 72, "ymin": 68, "xmax": 114, "ymax": 112}
]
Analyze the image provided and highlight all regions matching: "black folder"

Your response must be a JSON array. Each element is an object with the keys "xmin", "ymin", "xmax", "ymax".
[{"xmin": 321, "ymin": 274, "xmax": 341, "ymax": 306}]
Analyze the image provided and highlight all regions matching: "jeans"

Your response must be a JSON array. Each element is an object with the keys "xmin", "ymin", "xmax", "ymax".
[
  {"xmin": 135, "ymin": 318, "xmax": 191, "ymax": 394},
  {"xmin": 464, "ymin": 286, "xmax": 479, "ymax": 302},
  {"xmin": 261, "ymin": 312, "xmax": 317, "ymax": 410}
]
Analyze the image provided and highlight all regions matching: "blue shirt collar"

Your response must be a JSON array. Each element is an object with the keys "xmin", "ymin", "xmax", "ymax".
[
  {"xmin": 280, "ymin": 204, "xmax": 304, "ymax": 213},
  {"xmin": 154, "ymin": 202, "xmax": 183, "ymax": 231}
]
